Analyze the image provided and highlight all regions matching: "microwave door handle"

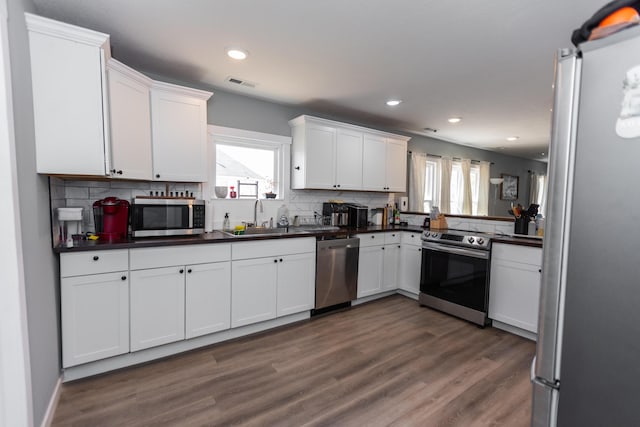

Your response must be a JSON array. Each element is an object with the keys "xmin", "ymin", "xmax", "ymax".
[{"xmin": 189, "ymin": 205, "xmax": 193, "ymax": 228}]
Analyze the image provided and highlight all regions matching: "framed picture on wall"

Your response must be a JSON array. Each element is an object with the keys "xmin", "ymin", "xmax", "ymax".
[{"xmin": 500, "ymin": 174, "xmax": 519, "ymax": 200}]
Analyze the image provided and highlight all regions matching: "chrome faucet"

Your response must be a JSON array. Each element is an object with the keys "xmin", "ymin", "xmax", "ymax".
[{"xmin": 254, "ymin": 199, "xmax": 263, "ymax": 227}]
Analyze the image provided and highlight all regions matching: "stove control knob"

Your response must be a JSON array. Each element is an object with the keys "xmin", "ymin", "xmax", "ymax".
[
  {"xmin": 477, "ymin": 238, "xmax": 485, "ymax": 245},
  {"xmin": 468, "ymin": 237, "xmax": 475, "ymax": 244}
]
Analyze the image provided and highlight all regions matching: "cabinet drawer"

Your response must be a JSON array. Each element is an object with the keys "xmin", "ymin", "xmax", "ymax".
[
  {"xmin": 492, "ymin": 243, "xmax": 542, "ymax": 266},
  {"xmin": 61, "ymin": 250, "xmax": 129, "ymax": 277},
  {"xmin": 355, "ymin": 233, "xmax": 384, "ymax": 247},
  {"xmin": 232, "ymin": 237, "xmax": 315, "ymax": 260},
  {"xmin": 384, "ymin": 231, "xmax": 401, "ymax": 245},
  {"xmin": 401, "ymin": 231, "xmax": 423, "ymax": 246},
  {"xmin": 130, "ymin": 243, "xmax": 231, "ymax": 270}
]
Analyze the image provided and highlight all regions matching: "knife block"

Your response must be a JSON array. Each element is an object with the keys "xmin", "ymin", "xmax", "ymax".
[{"xmin": 430, "ymin": 214, "xmax": 448, "ymax": 230}]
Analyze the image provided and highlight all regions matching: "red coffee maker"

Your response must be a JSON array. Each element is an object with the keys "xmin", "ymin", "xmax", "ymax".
[{"xmin": 93, "ymin": 197, "xmax": 130, "ymax": 241}]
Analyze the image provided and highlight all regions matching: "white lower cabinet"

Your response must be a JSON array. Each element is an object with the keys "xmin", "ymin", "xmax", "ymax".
[
  {"xmin": 231, "ymin": 238, "xmax": 316, "ymax": 328},
  {"xmin": 60, "ymin": 250, "xmax": 130, "ymax": 368},
  {"xmin": 185, "ymin": 262, "xmax": 231, "ymax": 339},
  {"xmin": 356, "ymin": 232, "xmax": 400, "ymax": 298},
  {"xmin": 357, "ymin": 245, "xmax": 384, "ymax": 298},
  {"xmin": 382, "ymin": 244, "xmax": 400, "ymax": 291},
  {"xmin": 489, "ymin": 243, "xmax": 542, "ymax": 334},
  {"xmin": 61, "ymin": 272, "xmax": 129, "ymax": 368},
  {"xmin": 130, "ymin": 266, "xmax": 185, "ymax": 351},
  {"xmin": 129, "ymin": 244, "xmax": 232, "ymax": 351},
  {"xmin": 276, "ymin": 253, "xmax": 315, "ymax": 317},
  {"xmin": 231, "ymin": 257, "xmax": 279, "ymax": 328},
  {"xmin": 398, "ymin": 233, "xmax": 422, "ymax": 295}
]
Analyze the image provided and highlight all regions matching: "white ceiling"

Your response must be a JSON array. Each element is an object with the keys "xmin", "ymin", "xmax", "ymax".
[{"xmin": 32, "ymin": 0, "xmax": 607, "ymax": 161}]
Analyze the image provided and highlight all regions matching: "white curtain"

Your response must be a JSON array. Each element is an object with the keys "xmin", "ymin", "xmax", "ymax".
[
  {"xmin": 440, "ymin": 157, "xmax": 452, "ymax": 214},
  {"xmin": 409, "ymin": 152, "xmax": 427, "ymax": 212},
  {"xmin": 461, "ymin": 159, "xmax": 472, "ymax": 215},
  {"xmin": 477, "ymin": 161, "xmax": 490, "ymax": 216}
]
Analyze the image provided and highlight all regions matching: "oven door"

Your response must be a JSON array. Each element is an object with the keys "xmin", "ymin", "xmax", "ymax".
[
  {"xmin": 131, "ymin": 200, "xmax": 193, "ymax": 237},
  {"xmin": 420, "ymin": 242, "xmax": 490, "ymax": 312}
]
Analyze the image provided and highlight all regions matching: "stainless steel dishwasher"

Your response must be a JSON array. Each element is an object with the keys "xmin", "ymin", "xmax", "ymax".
[{"xmin": 314, "ymin": 236, "xmax": 360, "ymax": 312}]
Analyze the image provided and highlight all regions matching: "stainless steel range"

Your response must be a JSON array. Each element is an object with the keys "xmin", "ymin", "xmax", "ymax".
[{"xmin": 419, "ymin": 230, "xmax": 492, "ymax": 326}]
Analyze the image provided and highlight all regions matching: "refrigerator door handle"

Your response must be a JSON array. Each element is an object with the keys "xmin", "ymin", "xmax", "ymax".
[
  {"xmin": 534, "ymin": 50, "xmax": 581, "ymax": 383},
  {"xmin": 531, "ymin": 356, "xmax": 560, "ymax": 389}
]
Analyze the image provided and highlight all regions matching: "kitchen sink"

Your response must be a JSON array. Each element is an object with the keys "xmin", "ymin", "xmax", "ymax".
[{"xmin": 218, "ymin": 227, "xmax": 310, "ymax": 238}]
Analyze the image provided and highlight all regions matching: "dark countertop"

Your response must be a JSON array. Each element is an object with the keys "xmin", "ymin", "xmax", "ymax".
[{"xmin": 54, "ymin": 224, "xmax": 540, "ymax": 253}]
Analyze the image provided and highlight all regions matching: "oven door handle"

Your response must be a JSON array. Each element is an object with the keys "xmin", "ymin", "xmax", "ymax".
[{"xmin": 422, "ymin": 242, "xmax": 489, "ymax": 259}]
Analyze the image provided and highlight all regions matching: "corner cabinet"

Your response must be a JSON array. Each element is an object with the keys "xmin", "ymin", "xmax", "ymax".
[
  {"xmin": 150, "ymin": 82, "xmax": 212, "ymax": 182},
  {"xmin": 289, "ymin": 115, "xmax": 409, "ymax": 192},
  {"xmin": 26, "ymin": 13, "xmax": 112, "ymax": 176}
]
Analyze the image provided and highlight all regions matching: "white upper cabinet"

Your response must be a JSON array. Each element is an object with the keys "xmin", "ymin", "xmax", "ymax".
[
  {"xmin": 26, "ymin": 13, "xmax": 111, "ymax": 176},
  {"xmin": 150, "ymin": 82, "xmax": 212, "ymax": 182},
  {"xmin": 336, "ymin": 127, "xmax": 364, "ymax": 190},
  {"xmin": 362, "ymin": 135, "xmax": 407, "ymax": 192},
  {"xmin": 106, "ymin": 59, "xmax": 153, "ymax": 180},
  {"xmin": 289, "ymin": 115, "xmax": 409, "ymax": 192}
]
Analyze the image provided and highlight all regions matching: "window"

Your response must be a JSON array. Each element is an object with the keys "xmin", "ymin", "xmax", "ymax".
[
  {"xmin": 424, "ymin": 158, "xmax": 481, "ymax": 215},
  {"xmin": 423, "ymin": 159, "xmax": 440, "ymax": 212},
  {"xmin": 208, "ymin": 126, "xmax": 291, "ymax": 199}
]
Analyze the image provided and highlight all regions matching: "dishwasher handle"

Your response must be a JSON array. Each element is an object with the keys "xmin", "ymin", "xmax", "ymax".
[{"xmin": 316, "ymin": 237, "xmax": 360, "ymax": 251}]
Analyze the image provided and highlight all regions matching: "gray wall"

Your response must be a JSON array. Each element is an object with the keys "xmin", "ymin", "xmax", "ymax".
[
  {"xmin": 8, "ymin": 0, "xmax": 61, "ymax": 424},
  {"xmin": 205, "ymin": 86, "xmax": 547, "ymax": 217}
]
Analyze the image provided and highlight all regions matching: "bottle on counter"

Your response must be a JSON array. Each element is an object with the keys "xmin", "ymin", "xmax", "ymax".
[
  {"xmin": 394, "ymin": 204, "xmax": 400, "ymax": 225},
  {"xmin": 223, "ymin": 212, "xmax": 230, "ymax": 230},
  {"xmin": 537, "ymin": 217, "xmax": 545, "ymax": 237},
  {"xmin": 528, "ymin": 218, "xmax": 536, "ymax": 236},
  {"xmin": 229, "ymin": 186, "xmax": 237, "ymax": 199}
]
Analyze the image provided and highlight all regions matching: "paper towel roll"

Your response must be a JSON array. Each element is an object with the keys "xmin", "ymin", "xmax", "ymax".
[{"xmin": 205, "ymin": 200, "xmax": 214, "ymax": 232}]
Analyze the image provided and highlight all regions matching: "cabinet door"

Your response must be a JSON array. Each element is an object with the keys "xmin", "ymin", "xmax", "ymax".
[
  {"xmin": 185, "ymin": 262, "xmax": 231, "ymax": 339},
  {"xmin": 61, "ymin": 272, "xmax": 129, "ymax": 368},
  {"xmin": 357, "ymin": 245, "xmax": 384, "ymax": 298},
  {"xmin": 385, "ymin": 138, "xmax": 408, "ymax": 192},
  {"xmin": 399, "ymin": 245, "xmax": 422, "ymax": 295},
  {"xmin": 304, "ymin": 124, "xmax": 336, "ymax": 189},
  {"xmin": 231, "ymin": 257, "xmax": 278, "ymax": 328},
  {"xmin": 28, "ymin": 29, "xmax": 107, "ymax": 175},
  {"xmin": 130, "ymin": 267, "xmax": 185, "ymax": 351},
  {"xmin": 488, "ymin": 258, "xmax": 541, "ymax": 333},
  {"xmin": 107, "ymin": 63, "xmax": 153, "ymax": 180},
  {"xmin": 362, "ymin": 134, "xmax": 387, "ymax": 191},
  {"xmin": 151, "ymin": 88, "xmax": 208, "ymax": 182},
  {"xmin": 335, "ymin": 128, "xmax": 363, "ymax": 190},
  {"xmin": 277, "ymin": 253, "xmax": 315, "ymax": 317},
  {"xmin": 382, "ymin": 244, "xmax": 400, "ymax": 291}
]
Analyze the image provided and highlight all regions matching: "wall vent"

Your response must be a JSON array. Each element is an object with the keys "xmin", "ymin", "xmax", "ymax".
[
  {"xmin": 423, "ymin": 127, "xmax": 438, "ymax": 133},
  {"xmin": 225, "ymin": 76, "xmax": 256, "ymax": 88}
]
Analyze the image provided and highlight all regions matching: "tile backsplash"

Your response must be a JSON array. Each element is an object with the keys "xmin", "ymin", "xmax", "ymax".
[{"xmin": 50, "ymin": 178, "xmax": 514, "ymax": 245}]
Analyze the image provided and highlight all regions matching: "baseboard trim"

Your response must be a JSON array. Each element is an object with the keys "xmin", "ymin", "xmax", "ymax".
[
  {"xmin": 491, "ymin": 320, "xmax": 537, "ymax": 341},
  {"xmin": 40, "ymin": 376, "xmax": 62, "ymax": 427}
]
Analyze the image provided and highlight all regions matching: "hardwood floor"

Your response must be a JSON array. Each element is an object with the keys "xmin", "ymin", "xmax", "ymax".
[{"xmin": 52, "ymin": 295, "xmax": 535, "ymax": 427}]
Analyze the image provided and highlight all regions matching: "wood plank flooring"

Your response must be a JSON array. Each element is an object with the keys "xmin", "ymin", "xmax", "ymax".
[{"xmin": 52, "ymin": 295, "xmax": 535, "ymax": 427}]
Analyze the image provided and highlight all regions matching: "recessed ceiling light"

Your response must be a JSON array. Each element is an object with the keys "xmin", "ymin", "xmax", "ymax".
[
  {"xmin": 227, "ymin": 48, "xmax": 248, "ymax": 60},
  {"xmin": 541, "ymin": 152, "xmax": 546, "ymax": 156},
  {"xmin": 507, "ymin": 136, "xmax": 520, "ymax": 141},
  {"xmin": 386, "ymin": 99, "xmax": 402, "ymax": 106},
  {"xmin": 448, "ymin": 117, "xmax": 462, "ymax": 123}
]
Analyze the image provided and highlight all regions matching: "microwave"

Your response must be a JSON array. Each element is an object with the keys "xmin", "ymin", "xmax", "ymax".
[{"xmin": 130, "ymin": 198, "xmax": 205, "ymax": 237}]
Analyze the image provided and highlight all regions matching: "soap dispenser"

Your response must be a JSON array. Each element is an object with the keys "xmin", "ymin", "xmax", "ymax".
[{"xmin": 223, "ymin": 212, "xmax": 230, "ymax": 230}]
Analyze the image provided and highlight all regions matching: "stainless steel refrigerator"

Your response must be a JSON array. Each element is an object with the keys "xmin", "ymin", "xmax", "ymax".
[{"xmin": 531, "ymin": 25, "xmax": 640, "ymax": 426}]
